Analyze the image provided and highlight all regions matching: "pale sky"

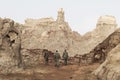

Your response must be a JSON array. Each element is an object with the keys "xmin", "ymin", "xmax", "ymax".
[{"xmin": 0, "ymin": 0, "xmax": 120, "ymax": 35}]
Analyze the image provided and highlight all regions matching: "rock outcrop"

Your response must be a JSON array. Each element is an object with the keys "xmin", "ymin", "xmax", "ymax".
[
  {"xmin": 0, "ymin": 18, "xmax": 22, "ymax": 73},
  {"xmin": 92, "ymin": 29, "xmax": 120, "ymax": 80},
  {"xmin": 79, "ymin": 15, "xmax": 117, "ymax": 55},
  {"xmin": 22, "ymin": 12, "xmax": 117, "ymax": 57},
  {"xmin": 90, "ymin": 29, "xmax": 120, "ymax": 63},
  {"xmin": 21, "ymin": 8, "xmax": 81, "ymax": 57}
]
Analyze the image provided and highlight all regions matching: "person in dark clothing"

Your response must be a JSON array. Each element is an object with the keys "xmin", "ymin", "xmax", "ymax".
[
  {"xmin": 62, "ymin": 49, "xmax": 69, "ymax": 65},
  {"xmin": 54, "ymin": 50, "xmax": 61, "ymax": 67},
  {"xmin": 44, "ymin": 50, "xmax": 49, "ymax": 65}
]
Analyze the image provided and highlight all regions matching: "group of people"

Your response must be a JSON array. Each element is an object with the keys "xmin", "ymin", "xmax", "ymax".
[{"xmin": 43, "ymin": 49, "xmax": 69, "ymax": 67}]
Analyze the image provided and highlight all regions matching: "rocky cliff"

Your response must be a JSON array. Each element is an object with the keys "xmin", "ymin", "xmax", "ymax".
[
  {"xmin": 79, "ymin": 15, "xmax": 117, "ymax": 54},
  {"xmin": 21, "ymin": 8, "xmax": 81, "ymax": 57},
  {"xmin": 93, "ymin": 29, "xmax": 120, "ymax": 80},
  {"xmin": 22, "ymin": 12, "xmax": 117, "ymax": 56}
]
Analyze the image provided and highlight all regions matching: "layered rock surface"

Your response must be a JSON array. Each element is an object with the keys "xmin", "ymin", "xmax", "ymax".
[
  {"xmin": 79, "ymin": 15, "xmax": 117, "ymax": 54},
  {"xmin": 22, "ymin": 20, "xmax": 81, "ymax": 56},
  {"xmin": 91, "ymin": 29, "xmax": 120, "ymax": 80},
  {"xmin": 21, "ymin": 9, "xmax": 81, "ymax": 56},
  {"xmin": 22, "ymin": 12, "xmax": 117, "ymax": 56},
  {"xmin": 0, "ymin": 18, "xmax": 22, "ymax": 73}
]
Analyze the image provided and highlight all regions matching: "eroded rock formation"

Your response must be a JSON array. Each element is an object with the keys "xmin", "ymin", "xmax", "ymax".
[
  {"xmin": 21, "ymin": 8, "xmax": 81, "ymax": 57},
  {"xmin": 79, "ymin": 15, "xmax": 117, "ymax": 55},
  {"xmin": 90, "ymin": 29, "xmax": 120, "ymax": 63},
  {"xmin": 93, "ymin": 29, "xmax": 120, "ymax": 80},
  {"xmin": 0, "ymin": 18, "xmax": 22, "ymax": 73},
  {"xmin": 0, "ymin": 9, "xmax": 120, "ymax": 80}
]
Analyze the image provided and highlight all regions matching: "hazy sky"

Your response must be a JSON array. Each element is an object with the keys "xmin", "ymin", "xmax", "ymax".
[{"xmin": 0, "ymin": 0, "xmax": 120, "ymax": 35}]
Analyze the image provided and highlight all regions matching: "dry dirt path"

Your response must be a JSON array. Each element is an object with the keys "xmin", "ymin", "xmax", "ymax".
[{"xmin": 0, "ymin": 63, "xmax": 99, "ymax": 80}]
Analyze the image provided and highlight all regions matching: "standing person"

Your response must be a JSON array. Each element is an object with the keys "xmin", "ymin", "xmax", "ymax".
[
  {"xmin": 54, "ymin": 50, "xmax": 61, "ymax": 67},
  {"xmin": 44, "ymin": 50, "xmax": 49, "ymax": 65},
  {"xmin": 62, "ymin": 49, "xmax": 69, "ymax": 65}
]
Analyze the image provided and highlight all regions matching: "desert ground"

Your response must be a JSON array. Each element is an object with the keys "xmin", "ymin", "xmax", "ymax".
[{"xmin": 0, "ymin": 62, "xmax": 99, "ymax": 80}]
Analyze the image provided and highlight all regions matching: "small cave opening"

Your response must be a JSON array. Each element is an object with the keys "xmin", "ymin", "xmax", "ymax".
[
  {"xmin": 11, "ymin": 40, "xmax": 15, "ymax": 44},
  {"xmin": 6, "ymin": 35, "xmax": 10, "ymax": 38}
]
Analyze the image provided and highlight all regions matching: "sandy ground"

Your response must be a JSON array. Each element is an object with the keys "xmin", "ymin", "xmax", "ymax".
[{"xmin": 0, "ymin": 63, "xmax": 100, "ymax": 80}]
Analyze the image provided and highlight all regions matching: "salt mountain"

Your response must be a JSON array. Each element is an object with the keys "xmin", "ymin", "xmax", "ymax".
[{"xmin": 22, "ymin": 8, "xmax": 117, "ymax": 56}]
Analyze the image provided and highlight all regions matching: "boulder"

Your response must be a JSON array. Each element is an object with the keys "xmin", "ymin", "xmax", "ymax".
[{"xmin": 0, "ymin": 18, "xmax": 22, "ymax": 74}]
